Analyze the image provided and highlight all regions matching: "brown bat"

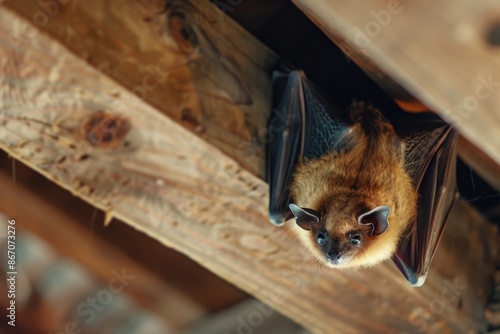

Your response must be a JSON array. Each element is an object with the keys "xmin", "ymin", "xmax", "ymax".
[{"xmin": 267, "ymin": 66, "xmax": 457, "ymax": 286}]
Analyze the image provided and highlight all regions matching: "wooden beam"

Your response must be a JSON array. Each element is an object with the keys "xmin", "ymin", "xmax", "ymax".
[
  {"xmin": 0, "ymin": 149, "xmax": 248, "ymax": 312},
  {"xmin": 291, "ymin": 0, "xmax": 500, "ymax": 169},
  {"xmin": 2, "ymin": 0, "xmax": 277, "ymax": 178},
  {"xmin": 0, "ymin": 171, "xmax": 205, "ymax": 330},
  {"xmin": 0, "ymin": 2, "xmax": 497, "ymax": 334}
]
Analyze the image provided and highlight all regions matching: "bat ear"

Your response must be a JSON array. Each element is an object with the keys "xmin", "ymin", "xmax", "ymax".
[
  {"xmin": 358, "ymin": 206, "xmax": 390, "ymax": 236},
  {"xmin": 289, "ymin": 203, "xmax": 320, "ymax": 231}
]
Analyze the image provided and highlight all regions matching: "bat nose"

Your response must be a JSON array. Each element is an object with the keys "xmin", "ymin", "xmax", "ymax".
[{"xmin": 327, "ymin": 249, "xmax": 342, "ymax": 261}]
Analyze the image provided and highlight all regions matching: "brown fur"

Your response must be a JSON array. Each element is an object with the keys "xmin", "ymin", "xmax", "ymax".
[{"xmin": 290, "ymin": 102, "xmax": 417, "ymax": 268}]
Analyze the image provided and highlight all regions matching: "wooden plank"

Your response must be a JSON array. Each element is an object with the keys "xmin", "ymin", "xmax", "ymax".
[
  {"xmin": 0, "ymin": 171, "xmax": 205, "ymax": 330},
  {"xmin": 0, "ymin": 2, "xmax": 497, "ymax": 334},
  {"xmin": 2, "ymin": 0, "xmax": 277, "ymax": 178},
  {"xmin": 0, "ymin": 149, "xmax": 248, "ymax": 312},
  {"xmin": 292, "ymin": 0, "xmax": 500, "ymax": 168}
]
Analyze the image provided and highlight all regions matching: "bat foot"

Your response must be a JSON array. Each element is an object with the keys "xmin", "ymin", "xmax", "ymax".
[{"xmin": 348, "ymin": 100, "xmax": 366, "ymax": 123}]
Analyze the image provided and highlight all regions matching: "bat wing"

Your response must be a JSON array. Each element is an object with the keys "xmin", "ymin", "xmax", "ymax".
[
  {"xmin": 267, "ymin": 67, "xmax": 459, "ymax": 286},
  {"xmin": 267, "ymin": 66, "xmax": 354, "ymax": 226},
  {"xmin": 392, "ymin": 119, "xmax": 458, "ymax": 286}
]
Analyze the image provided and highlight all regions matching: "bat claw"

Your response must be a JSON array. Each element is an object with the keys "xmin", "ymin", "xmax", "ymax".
[{"xmin": 268, "ymin": 212, "xmax": 286, "ymax": 226}]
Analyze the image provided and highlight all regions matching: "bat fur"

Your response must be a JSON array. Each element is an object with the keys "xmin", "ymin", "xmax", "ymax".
[{"xmin": 290, "ymin": 102, "xmax": 417, "ymax": 268}]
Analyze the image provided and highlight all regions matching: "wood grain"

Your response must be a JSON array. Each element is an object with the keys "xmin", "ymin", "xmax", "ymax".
[
  {"xmin": 292, "ymin": 0, "xmax": 500, "ymax": 169},
  {"xmin": 0, "ymin": 148, "xmax": 248, "ymax": 312},
  {"xmin": 3, "ymin": 0, "xmax": 277, "ymax": 177},
  {"xmin": 0, "ymin": 2, "xmax": 497, "ymax": 334}
]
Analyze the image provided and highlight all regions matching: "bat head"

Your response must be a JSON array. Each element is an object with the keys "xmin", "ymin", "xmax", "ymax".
[{"xmin": 289, "ymin": 203, "xmax": 391, "ymax": 267}]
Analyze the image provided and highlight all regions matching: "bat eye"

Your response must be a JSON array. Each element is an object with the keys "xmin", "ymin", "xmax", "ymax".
[
  {"xmin": 317, "ymin": 231, "xmax": 328, "ymax": 245},
  {"xmin": 350, "ymin": 234, "xmax": 362, "ymax": 246}
]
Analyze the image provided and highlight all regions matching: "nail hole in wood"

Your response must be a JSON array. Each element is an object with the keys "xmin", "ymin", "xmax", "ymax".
[{"xmin": 181, "ymin": 107, "xmax": 204, "ymax": 133}]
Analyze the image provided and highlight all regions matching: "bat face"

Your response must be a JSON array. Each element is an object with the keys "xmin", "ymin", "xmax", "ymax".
[
  {"xmin": 313, "ymin": 226, "xmax": 366, "ymax": 266},
  {"xmin": 290, "ymin": 193, "xmax": 396, "ymax": 268}
]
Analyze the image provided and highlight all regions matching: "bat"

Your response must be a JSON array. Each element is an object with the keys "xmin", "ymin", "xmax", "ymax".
[{"xmin": 267, "ymin": 65, "xmax": 458, "ymax": 286}]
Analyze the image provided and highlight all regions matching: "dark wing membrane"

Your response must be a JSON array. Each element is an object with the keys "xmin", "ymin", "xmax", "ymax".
[
  {"xmin": 300, "ymin": 77, "xmax": 353, "ymax": 160},
  {"xmin": 267, "ymin": 68, "xmax": 306, "ymax": 226},
  {"xmin": 393, "ymin": 121, "xmax": 458, "ymax": 286},
  {"xmin": 267, "ymin": 66, "xmax": 353, "ymax": 226}
]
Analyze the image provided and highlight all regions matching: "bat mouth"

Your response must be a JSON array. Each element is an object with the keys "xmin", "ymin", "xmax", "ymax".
[{"xmin": 326, "ymin": 256, "xmax": 350, "ymax": 266}]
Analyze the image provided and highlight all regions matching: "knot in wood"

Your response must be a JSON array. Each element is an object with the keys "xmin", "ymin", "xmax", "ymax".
[
  {"xmin": 83, "ymin": 112, "xmax": 131, "ymax": 148},
  {"xmin": 169, "ymin": 13, "xmax": 198, "ymax": 54}
]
